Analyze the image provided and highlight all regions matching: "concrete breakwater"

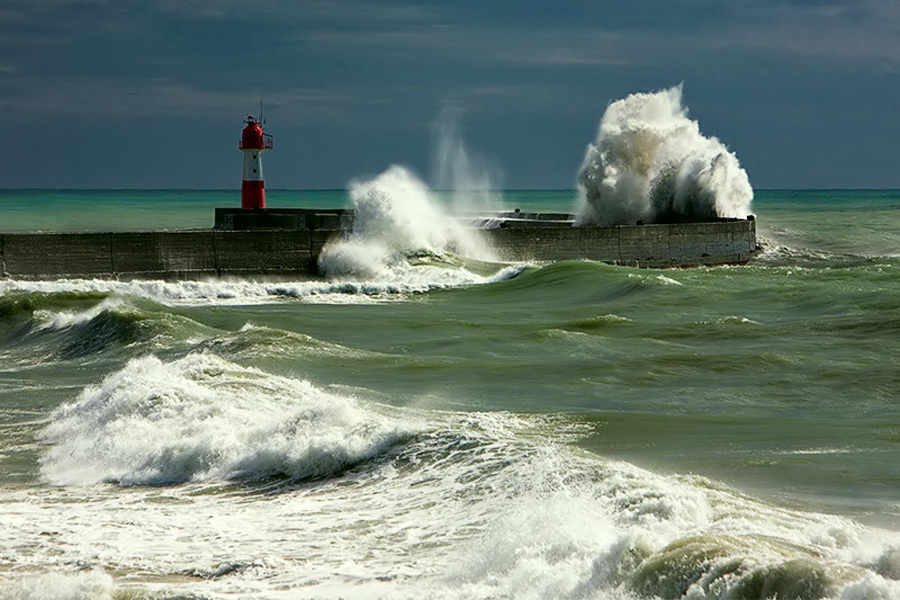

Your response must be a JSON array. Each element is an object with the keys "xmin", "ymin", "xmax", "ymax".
[{"xmin": 1, "ymin": 211, "xmax": 757, "ymax": 280}]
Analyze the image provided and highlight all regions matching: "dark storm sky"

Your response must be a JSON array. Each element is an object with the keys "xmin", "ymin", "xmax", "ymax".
[{"xmin": 2, "ymin": 0, "xmax": 898, "ymax": 189}]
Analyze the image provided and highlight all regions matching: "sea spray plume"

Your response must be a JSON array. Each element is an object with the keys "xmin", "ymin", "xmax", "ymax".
[
  {"xmin": 576, "ymin": 85, "xmax": 753, "ymax": 225},
  {"xmin": 318, "ymin": 165, "xmax": 493, "ymax": 277},
  {"xmin": 433, "ymin": 104, "xmax": 504, "ymax": 213}
]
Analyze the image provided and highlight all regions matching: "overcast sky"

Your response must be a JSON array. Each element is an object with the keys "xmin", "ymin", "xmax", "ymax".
[{"xmin": 2, "ymin": 0, "xmax": 899, "ymax": 189}]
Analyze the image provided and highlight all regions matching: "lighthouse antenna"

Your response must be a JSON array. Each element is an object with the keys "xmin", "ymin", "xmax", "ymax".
[{"xmin": 260, "ymin": 99, "xmax": 265, "ymax": 126}]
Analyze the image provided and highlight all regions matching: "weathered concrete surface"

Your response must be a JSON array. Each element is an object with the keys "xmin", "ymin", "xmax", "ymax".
[
  {"xmin": 0, "ymin": 219, "xmax": 757, "ymax": 280},
  {"xmin": 3, "ymin": 233, "xmax": 115, "ymax": 278},
  {"xmin": 215, "ymin": 208, "xmax": 354, "ymax": 231},
  {"xmin": 1, "ymin": 230, "xmax": 321, "ymax": 280},
  {"xmin": 487, "ymin": 219, "xmax": 756, "ymax": 268}
]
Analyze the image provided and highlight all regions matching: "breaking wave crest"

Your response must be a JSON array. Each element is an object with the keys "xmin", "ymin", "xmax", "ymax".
[
  {"xmin": 0, "ymin": 293, "xmax": 212, "ymax": 364},
  {"xmin": 39, "ymin": 353, "xmax": 416, "ymax": 486},
  {"xmin": 576, "ymin": 85, "xmax": 753, "ymax": 226},
  {"xmin": 0, "ymin": 267, "xmax": 524, "ymax": 307},
  {"xmin": 402, "ymin": 434, "xmax": 900, "ymax": 600}
]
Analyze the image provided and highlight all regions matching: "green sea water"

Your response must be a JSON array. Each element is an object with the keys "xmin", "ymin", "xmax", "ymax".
[{"xmin": 0, "ymin": 189, "xmax": 898, "ymax": 599}]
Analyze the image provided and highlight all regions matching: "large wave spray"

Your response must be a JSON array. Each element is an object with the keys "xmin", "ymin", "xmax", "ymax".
[
  {"xmin": 318, "ymin": 107, "xmax": 504, "ymax": 280},
  {"xmin": 576, "ymin": 85, "xmax": 753, "ymax": 226},
  {"xmin": 318, "ymin": 165, "xmax": 495, "ymax": 278}
]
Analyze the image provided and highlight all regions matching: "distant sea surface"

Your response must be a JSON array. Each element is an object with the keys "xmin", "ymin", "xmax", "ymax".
[{"xmin": 1, "ymin": 189, "xmax": 899, "ymax": 599}]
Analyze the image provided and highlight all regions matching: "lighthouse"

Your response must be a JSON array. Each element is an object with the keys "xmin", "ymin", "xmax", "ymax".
[{"xmin": 239, "ymin": 115, "xmax": 273, "ymax": 209}]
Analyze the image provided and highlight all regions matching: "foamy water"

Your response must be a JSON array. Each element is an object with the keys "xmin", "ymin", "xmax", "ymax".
[
  {"xmin": 0, "ymin": 262, "xmax": 525, "ymax": 308},
  {"xmin": 40, "ymin": 354, "xmax": 416, "ymax": 486},
  {"xmin": 33, "ymin": 297, "xmax": 127, "ymax": 331},
  {"xmin": 4, "ymin": 352, "xmax": 898, "ymax": 598}
]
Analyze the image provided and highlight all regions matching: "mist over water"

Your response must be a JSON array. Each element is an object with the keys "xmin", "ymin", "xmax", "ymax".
[
  {"xmin": 576, "ymin": 85, "xmax": 753, "ymax": 226},
  {"xmin": 433, "ymin": 105, "xmax": 504, "ymax": 213}
]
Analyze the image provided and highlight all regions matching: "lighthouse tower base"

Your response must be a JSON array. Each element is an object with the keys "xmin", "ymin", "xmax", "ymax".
[{"xmin": 241, "ymin": 181, "xmax": 266, "ymax": 210}]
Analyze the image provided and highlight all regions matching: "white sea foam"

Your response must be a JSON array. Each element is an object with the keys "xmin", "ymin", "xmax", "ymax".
[
  {"xmin": 16, "ymin": 383, "xmax": 900, "ymax": 598},
  {"xmin": 0, "ymin": 265, "xmax": 523, "ymax": 307},
  {"xmin": 655, "ymin": 274, "xmax": 683, "ymax": 286},
  {"xmin": 576, "ymin": 85, "xmax": 753, "ymax": 226},
  {"xmin": 0, "ymin": 570, "xmax": 115, "ymax": 600},
  {"xmin": 318, "ymin": 165, "xmax": 496, "ymax": 278},
  {"xmin": 39, "ymin": 353, "xmax": 416, "ymax": 486}
]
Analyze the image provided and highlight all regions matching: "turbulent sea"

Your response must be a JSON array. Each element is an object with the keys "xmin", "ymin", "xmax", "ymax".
[{"xmin": 1, "ymin": 188, "xmax": 899, "ymax": 599}]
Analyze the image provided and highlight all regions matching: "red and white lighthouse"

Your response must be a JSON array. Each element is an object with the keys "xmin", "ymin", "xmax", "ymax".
[{"xmin": 239, "ymin": 115, "xmax": 273, "ymax": 209}]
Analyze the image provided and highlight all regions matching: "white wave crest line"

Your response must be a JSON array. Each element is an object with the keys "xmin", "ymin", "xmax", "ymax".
[
  {"xmin": 0, "ymin": 268, "xmax": 522, "ymax": 308},
  {"xmin": 784, "ymin": 447, "xmax": 854, "ymax": 456},
  {"xmin": 38, "ymin": 353, "xmax": 421, "ymax": 487},
  {"xmin": 33, "ymin": 296, "xmax": 125, "ymax": 331}
]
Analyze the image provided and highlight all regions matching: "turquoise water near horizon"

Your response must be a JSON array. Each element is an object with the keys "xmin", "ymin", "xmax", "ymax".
[
  {"xmin": 2, "ymin": 188, "xmax": 898, "ymax": 232},
  {"xmin": 0, "ymin": 189, "xmax": 581, "ymax": 232},
  {"xmin": 1, "ymin": 188, "xmax": 899, "ymax": 599}
]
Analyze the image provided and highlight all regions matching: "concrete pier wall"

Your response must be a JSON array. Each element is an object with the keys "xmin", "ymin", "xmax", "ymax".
[
  {"xmin": 0, "ymin": 219, "xmax": 756, "ymax": 280},
  {"xmin": 1, "ymin": 231, "xmax": 324, "ymax": 280},
  {"xmin": 487, "ymin": 219, "xmax": 756, "ymax": 268}
]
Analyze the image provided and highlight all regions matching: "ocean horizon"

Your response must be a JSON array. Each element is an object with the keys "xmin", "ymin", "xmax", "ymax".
[{"xmin": 3, "ymin": 187, "xmax": 897, "ymax": 231}]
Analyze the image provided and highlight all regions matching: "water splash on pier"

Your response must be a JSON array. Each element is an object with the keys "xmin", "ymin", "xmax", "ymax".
[{"xmin": 576, "ymin": 85, "xmax": 753, "ymax": 226}]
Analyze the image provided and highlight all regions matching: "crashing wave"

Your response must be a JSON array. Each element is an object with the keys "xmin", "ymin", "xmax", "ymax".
[{"xmin": 576, "ymin": 85, "xmax": 753, "ymax": 226}]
